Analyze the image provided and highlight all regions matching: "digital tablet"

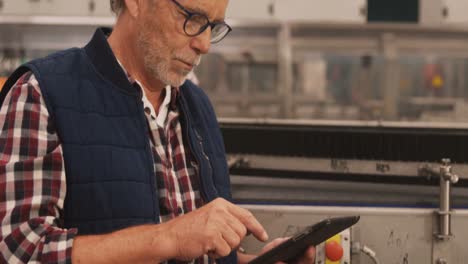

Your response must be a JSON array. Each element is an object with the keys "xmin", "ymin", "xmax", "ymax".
[{"xmin": 248, "ymin": 216, "xmax": 360, "ymax": 264}]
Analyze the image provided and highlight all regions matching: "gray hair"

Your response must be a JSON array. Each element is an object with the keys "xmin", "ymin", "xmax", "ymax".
[{"xmin": 110, "ymin": 0, "xmax": 125, "ymax": 15}]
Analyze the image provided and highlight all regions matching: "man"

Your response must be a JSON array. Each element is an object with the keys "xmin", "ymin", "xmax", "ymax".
[{"xmin": 0, "ymin": 0, "xmax": 316, "ymax": 263}]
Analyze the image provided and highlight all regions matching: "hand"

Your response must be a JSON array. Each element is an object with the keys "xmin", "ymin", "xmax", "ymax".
[
  {"xmin": 163, "ymin": 198, "xmax": 269, "ymax": 261},
  {"xmin": 239, "ymin": 238, "xmax": 316, "ymax": 264}
]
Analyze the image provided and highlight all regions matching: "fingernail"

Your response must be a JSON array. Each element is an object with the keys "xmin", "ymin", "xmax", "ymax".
[
  {"xmin": 262, "ymin": 231, "xmax": 269, "ymax": 241},
  {"xmin": 238, "ymin": 247, "xmax": 246, "ymax": 253}
]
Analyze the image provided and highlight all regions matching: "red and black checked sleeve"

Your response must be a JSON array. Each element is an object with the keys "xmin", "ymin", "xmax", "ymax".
[{"xmin": 0, "ymin": 72, "xmax": 77, "ymax": 263}]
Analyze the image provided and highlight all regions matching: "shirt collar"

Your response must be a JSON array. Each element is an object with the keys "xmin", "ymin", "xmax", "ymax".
[{"xmin": 116, "ymin": 59, "xmax": 177, "ymax": 127}]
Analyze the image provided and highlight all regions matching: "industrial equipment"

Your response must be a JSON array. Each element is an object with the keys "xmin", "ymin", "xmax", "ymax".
[{"xmin": 223, "ymin": 118, "xmax": 468, "ymax": 264}]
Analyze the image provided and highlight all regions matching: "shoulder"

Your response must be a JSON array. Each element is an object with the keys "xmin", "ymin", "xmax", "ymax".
[
  {"xmin": 13, "ymin": 71, "xmax": 35, "ymax": 87},
  {"xmin": 0, "ymin": 71, "xmax": 49, "ymax": 125},
  {"xmin": 5, "ymin": 71, "xmax": 42, "ymax": 101},
  {"xmin": 26, "ymin": 48, "xmax": 83, "ymax": 74}
]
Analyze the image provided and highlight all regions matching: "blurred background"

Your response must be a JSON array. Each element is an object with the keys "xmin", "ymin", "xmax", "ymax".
[{"xmin": 2, "ymin": 0, "xmax": 468, "ymax": 124}]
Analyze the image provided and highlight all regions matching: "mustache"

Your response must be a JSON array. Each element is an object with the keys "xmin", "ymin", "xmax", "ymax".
[{"xmin": 175, "ymin": 54, "xmax": 201, "ymax": 66}]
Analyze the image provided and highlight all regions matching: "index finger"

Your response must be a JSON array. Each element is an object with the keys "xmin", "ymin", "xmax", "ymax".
[
  {"xmin": 297, "ymin": 246, "xmax": 316, "ymax": 264},
  {"xmin": 228, "ymin": 204, "xmax": 269, "ymax": 242}
]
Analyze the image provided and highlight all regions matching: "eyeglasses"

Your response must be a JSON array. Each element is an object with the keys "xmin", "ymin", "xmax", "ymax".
[{"xmin": 170, "ymin": 0, "xmax": 232, "ymax": 44}]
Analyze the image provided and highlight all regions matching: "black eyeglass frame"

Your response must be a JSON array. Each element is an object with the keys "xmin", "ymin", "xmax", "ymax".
[{"xmin": 170, "ymin": 0, "xmax": 232, "ymax": 43}]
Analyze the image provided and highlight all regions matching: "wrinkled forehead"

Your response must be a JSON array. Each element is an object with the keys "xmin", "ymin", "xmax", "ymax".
[{"xmin": 177, "ymin": 0, "xmax": 229, "ymax": 22}]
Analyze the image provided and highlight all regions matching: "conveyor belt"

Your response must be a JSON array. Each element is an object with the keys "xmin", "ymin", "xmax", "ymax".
[{"xmin": 220, "ymin": 120, "xmax": 468, "ymax": 163}]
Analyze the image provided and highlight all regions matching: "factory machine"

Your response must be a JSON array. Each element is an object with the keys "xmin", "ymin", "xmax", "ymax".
[
  {"xmin": 3, "ymin": 8, "xmax": 468, "ymax": 263},
  {"xmin": 223, "ymin": 119, "xmax": 468, "ymax": 264}
]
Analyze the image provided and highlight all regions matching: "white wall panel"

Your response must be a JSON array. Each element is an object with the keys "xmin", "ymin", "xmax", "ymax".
[
  {"xmin": 227, "ymin": 0, "xmax": 366, "ymax": 23},
  {"xmin": 226, "ymin": 0, "xmax": 276, "ymax": 20},
  {"xmin": 444, "ymin": 0, "xmax": 468, "ymax": 25},
  {"xmin": 420, "ymin": 0, "xmax": 444, "ymax": 25},
  {"xmin": 93, "ymin": 0, "xmax": 113, "ymax": 16},
  {"xmin": 274, "ymin": 0, "xmax": 365, "ymax": 22}
]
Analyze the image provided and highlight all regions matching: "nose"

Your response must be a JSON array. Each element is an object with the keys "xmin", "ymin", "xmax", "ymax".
[{"xmin": 190, "ymin": 27, "xmax": 211, "ymax": 55}]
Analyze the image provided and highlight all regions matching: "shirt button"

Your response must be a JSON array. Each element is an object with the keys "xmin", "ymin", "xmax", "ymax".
[{"xmin": 144, "ymin": 107, "xmax": 151, "ymax": 115}]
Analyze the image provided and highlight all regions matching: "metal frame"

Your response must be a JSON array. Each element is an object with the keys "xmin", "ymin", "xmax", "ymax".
[{"xmin": 228, "ymin": 154, "xmax": 468, "ymax": 179}]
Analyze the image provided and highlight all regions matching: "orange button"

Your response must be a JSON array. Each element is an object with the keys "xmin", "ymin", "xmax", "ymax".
[
  {"xmin": 0, "ymin": 77, "xmax": 7, "ymax": 90},
  {"xmin": 325, "ymin": 240, "xmax": 344, "ymax": 261}
]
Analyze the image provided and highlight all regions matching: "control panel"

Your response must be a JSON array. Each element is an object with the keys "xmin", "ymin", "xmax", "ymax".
[{"xmin": 315, "ymin": 229, "xmax": 351, "ymax": 264}]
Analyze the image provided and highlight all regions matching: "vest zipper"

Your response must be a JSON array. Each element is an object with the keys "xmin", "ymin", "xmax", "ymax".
[
  {"xmin": 179, "ymin": 96, "xmax": 211, "ymax": 203},
  {"xmin": 194, "ymin": 129, "xmax": 213, "ymax": 175}
]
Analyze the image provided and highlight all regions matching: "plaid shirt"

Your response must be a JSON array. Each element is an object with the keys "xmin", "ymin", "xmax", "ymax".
[{"xmin": 0, "ymin": 71, "xmax": 206, "ymax": 263}]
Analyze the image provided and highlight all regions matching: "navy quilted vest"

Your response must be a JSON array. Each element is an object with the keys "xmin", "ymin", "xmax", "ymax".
[{"xmin": 0, "ymin": 28, "xmax": 236, "ymax": 264}]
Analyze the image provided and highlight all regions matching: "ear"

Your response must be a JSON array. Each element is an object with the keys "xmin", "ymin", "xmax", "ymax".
[{"xmin": 124, "ymin": 0, "xmax": 141, "ymax": 18}]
